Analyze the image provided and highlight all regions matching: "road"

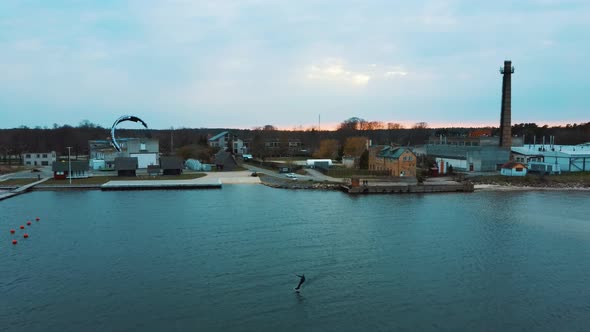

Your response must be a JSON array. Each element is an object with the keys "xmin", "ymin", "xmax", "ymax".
[
  {"xmin": 243, "ymin": 163, "xmax": 344, "ymax": 183},
  {"xmin": 0, "ymin": 166, "xmax": 53, "ymax": 180}
]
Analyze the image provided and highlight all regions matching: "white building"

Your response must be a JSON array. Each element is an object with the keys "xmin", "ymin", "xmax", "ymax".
[
  {"xmin": 208, "ymin": 131, "xmax": 246, "ymax": 154},
  {"xmin": 511, "ymin": 144, "xmax": 590, "ymax": 172},
  {"xmin": 22, "ymin": 151, "xmax": 57, "ymax": 167}
]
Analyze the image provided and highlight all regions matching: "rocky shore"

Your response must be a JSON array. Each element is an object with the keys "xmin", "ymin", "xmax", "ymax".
[{"xmin": 468, "ymin": 173, "xmax": 590, "ymax": 190}]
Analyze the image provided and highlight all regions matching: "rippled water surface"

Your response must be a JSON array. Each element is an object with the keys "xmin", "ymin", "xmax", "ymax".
[{"xmin": 1, "ymin": 187, "xmax": 590, "ymax": 331}]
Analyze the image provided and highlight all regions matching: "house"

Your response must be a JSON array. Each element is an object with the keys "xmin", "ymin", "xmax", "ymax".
[
  {"xmin": 214, "ymin": 150, "xmax": 239, "ymax": 171},
  {"xmin": 160, "ymin": 156, "xmax": 184, "ymax": 175},
  {"xmin": 264, "ymin": 138, "xmax": 281, "ymax": 149},
  {"xmin": 115, "ymin": 157, "xmax": 138, "ymax": 177},
  {"xmin": 23, "ymin": 151, "xmax": 57, "ymax": 167},
  {"xmin": 500, "ymin": 162, "xmax": 527, "ymax": 176},
  {"xmin": 52, "ymin": 161, "xmax": 89, "ymax": 180},
  {"xmin": 368, "ymin": 145, "xmax": 417, "ymax": 177},
  {"xmin": 208, "ymin": 131, "xmax": 246, "ymax": 154}
]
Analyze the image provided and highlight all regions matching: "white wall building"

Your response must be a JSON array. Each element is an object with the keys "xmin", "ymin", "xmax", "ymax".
[
  {"xmin": 208, "ymin": 131, "xmax": 246, "ymax": 154},
  {"xmin": 22, "ymin": 151, "xmax": 57, "ymax": 167}
]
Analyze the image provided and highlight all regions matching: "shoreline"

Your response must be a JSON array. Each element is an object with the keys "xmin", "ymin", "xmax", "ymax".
[
  {"xmin": 2, "ymin": 182, "xmax": 589, "ymax": 193},
  {"xmin": 474, "ymin": 184, "xmax": 590, "ymax": 192},
  {"xmin": 2, "ymin": 170, "xmax": 589, "ymax": 193}
]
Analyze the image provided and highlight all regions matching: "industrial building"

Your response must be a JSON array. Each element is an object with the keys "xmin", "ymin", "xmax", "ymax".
[
  {"xmin": 427, "ymin": 136, "xmax": 523, "ymax": 172},
  {"xmin": 511, "ymin": 143, "xmax": 590, "ymax": 172},
  {"xmin": 88, "ymin": 138, "xmax": 159, "ymax": 170}
]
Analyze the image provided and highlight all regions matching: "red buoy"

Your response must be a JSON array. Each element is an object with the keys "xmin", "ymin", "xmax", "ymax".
[
  {"xmin": 36, "ymin": 217, "xmax": 40, "ymax": 221},
  {"xmin": 23, "ymin": 234, "xmax": 29, "ymax": 238},
  {"xmin": 27, "ymin": 221, "xmax": 31, "ymax": 226},
  {"xmin": 19, "ymin": 225, "xmax": 25, "ymax": 229},
  {"xmin": 10, "ymin": 229, "xmax": 15, "ymax": 234},
  {"xmin": 12, "ymin": 240, "xmax": 17, "ymax": 245}
]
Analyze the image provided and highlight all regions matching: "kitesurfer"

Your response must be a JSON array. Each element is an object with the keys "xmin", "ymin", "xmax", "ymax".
[{"xmin": 295, "ymin": 274, "xmax": 305, "ymax": 291}]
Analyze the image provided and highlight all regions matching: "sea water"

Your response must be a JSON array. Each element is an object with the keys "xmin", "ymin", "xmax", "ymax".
[{"xmin": 1, "ymin": 187, "xmax": 589, "ymax": 331}]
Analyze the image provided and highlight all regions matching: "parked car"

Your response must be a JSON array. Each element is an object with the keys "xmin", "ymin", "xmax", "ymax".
[{"xmin": 286, "ymin": 173, "xmax": 297, "ymax": 179}]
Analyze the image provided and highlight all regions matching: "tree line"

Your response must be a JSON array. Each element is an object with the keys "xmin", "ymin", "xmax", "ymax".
[{"xmin": 1, "ymin": 119, "xmax": 588, "ymax": 162}]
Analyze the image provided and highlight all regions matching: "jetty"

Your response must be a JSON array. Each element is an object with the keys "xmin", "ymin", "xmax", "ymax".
[
  {"xmin": 0, "ymin": 177, "xmax": 51, "ymax": 201},
  {"xmin": 341, "ymin": 177, "xmax": 474, "ymax": 194}
]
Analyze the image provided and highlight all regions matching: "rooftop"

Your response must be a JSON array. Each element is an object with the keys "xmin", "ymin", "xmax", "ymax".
[
  {"xmin": 512, "ymin": 144, "xmax": 590, "ymax": 157},
  {"xmin": 209, "ymin": 131, "xmax": 228, "ymax": 141}
]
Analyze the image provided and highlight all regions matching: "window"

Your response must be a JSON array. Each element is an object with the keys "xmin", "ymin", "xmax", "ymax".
[
  {"xmin": 515, "ymin": 167, "xmax": 524, "ymax": 172},
  {"xmin": 26, "ymin": 161, "xmax": 31, "ymax": 165},
  {"xmin": 37, "ymin": 154, "xmax": 40, "ymax": 158},
  {"xmin": 26, "ymin": 154, "xmax": 31, "ymax": 158},
  {"xmin": 41, "ymin": 161, "xmax": 49, "ymax": 166},
  {"xmin": 43, "ymin": 154, "xmax": 47, "ymax": 158}
]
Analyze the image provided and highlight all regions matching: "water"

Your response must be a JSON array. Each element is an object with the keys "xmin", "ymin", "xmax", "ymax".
[{"xmin": 1, "ymin": 186, "xmax": 590, "ymax": 331}]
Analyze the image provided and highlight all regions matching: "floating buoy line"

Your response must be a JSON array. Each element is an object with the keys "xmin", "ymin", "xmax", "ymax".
[{"xmin": 7, "ymin": 217, "xmax": 41, "ymax": 246}]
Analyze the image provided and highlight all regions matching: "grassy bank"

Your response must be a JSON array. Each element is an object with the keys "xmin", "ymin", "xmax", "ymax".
[
  {"xmin": 0, "ymin": 173, "xmax": 207, "ymax": 186},
  {"xmin": 0, "ymin": 178, "xmax": 37, "ymax": 186}
]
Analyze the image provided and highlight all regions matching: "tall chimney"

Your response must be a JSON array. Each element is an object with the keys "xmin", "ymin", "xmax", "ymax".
[{"xmin": 499, "ymin": 60, "xmax": 514, "ymax": 148}]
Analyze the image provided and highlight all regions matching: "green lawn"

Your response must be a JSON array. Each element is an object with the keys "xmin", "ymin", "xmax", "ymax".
[
  {"xmin": 0, "ymin": 178, "xmax": 37, "ymax": 186},
  {"xmin": 42, "ymin": 173, "xmax": 207, "ymax": 185}
]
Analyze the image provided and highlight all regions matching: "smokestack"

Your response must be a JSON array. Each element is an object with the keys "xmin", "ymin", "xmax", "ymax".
[{"xmin": 499, "ymin": 60, "xmax": 514, "ymax": 149}]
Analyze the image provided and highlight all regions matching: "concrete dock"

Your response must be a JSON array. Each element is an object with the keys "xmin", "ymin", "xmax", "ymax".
[{"xmin": 101, "ymin": 178, "xmax": 223, "ymax": 190}]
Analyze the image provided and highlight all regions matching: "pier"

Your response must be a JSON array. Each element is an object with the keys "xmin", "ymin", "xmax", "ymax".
[
  {"xmin": 0, "ymin": 177, "xmax": 51, "ymax": 201},
  {"xmin": 342, "ymin": 178, "xmax": 474, "ymax": 194}
]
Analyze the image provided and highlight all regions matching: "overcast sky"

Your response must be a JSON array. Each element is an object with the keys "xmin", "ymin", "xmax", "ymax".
[{"xmin": 0, "ymin": 0, "xmax": 588, "ymax": 130}]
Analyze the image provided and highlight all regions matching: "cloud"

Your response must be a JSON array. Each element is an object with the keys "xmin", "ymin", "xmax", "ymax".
[
  {"xmin": 1, "ymin": 0, "xmax": 589, "ymax": 129},
  {"xmin": 305, "ymin": 58, "xmax": 371, "ymax": 86},
  {"xmin": 384, "ymin": 70, "xmax": 408, "ymax": 78}
]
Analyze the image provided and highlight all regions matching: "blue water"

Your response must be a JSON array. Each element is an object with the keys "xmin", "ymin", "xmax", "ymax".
[{"xmin": 1, "ymin": 186, "xmax": 590, "ymax": 331}]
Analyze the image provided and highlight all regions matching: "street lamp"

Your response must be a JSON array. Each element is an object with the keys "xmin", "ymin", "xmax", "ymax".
[{"xmin": 66, "ymin": 146, "xmax": 72, "ymax": 184}]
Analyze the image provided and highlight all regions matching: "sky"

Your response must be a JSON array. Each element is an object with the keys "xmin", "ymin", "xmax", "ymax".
[{"xmin": 0, "ymin": 0, "xmax": 588, "ymax": 130}]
